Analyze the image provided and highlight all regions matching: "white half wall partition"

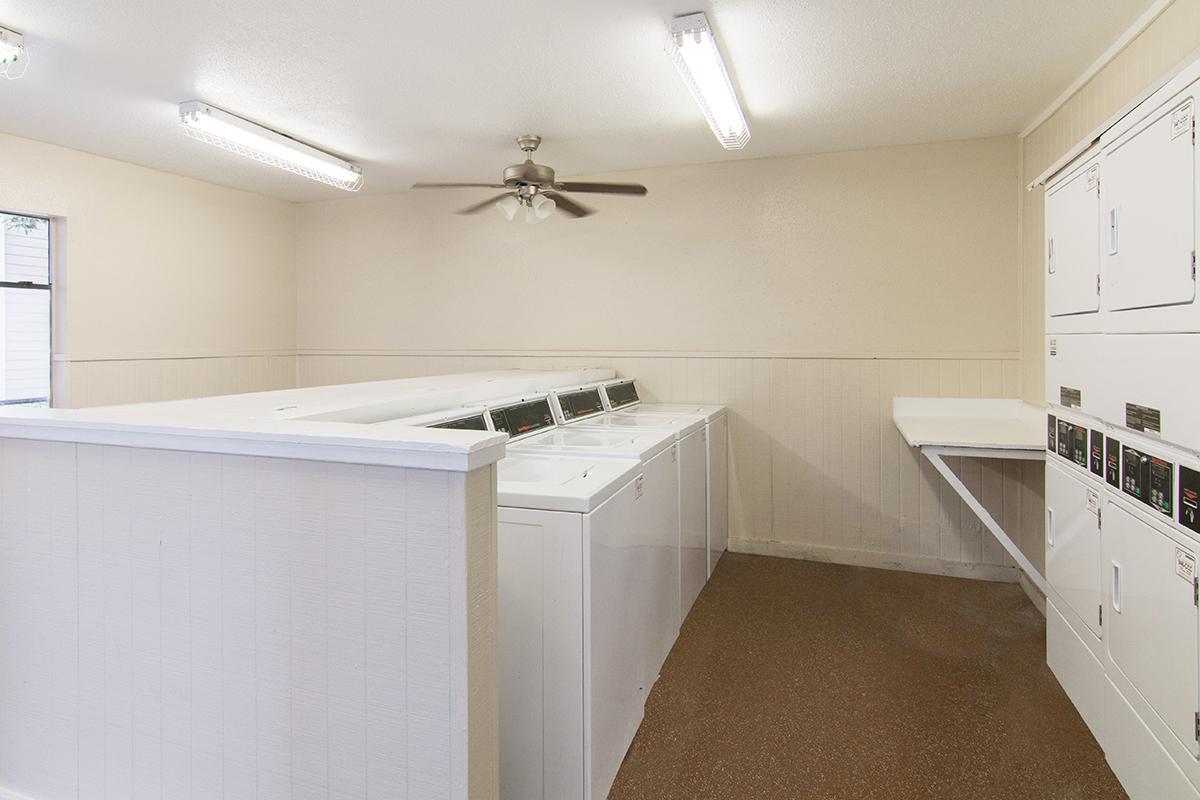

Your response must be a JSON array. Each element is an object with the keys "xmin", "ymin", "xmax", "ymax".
[{"xmin": 0, "ymin": 379, "xmax": 508, "ymax": 800}]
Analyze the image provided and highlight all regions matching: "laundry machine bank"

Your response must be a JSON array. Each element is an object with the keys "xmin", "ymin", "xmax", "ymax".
[{"xmin": 1042, "ymin": 52, "xmax": 1200, "ymax": 800}]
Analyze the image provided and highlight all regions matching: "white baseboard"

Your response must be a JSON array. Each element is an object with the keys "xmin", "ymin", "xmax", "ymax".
[{"xmin": 728, "ymin": 537, "xmax": 1020, "ymax": 584}]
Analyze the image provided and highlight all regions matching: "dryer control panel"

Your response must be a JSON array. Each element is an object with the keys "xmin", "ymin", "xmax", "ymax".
[
  {"xmin": 1180, "ymin": 466, "xmax": 1200, "ymax": 535},
  {"xmin": 1057, "ymin": 419, "xmax": 1088, "ymax": 469},
  {"xmin": 1089, "ymin": 429, "xmax": 1104, "ymax": 477},
  {"xmin": 490, "ymin": 398, "xmax": 556, "ymax": 439},
  {"xmin": 1122, "ymin": 445, "xmax": 1174, "ymax": 518},
  {"xmin": 1105, "ymin": 436, "xmax": 1121, "ymax": 488},
  {"xmin": 1047, "ymin": 414, "xmax": 1057, "ymax": 452}
]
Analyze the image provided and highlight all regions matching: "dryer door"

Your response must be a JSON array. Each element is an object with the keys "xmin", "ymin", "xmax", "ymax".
[
  {"xmin": 1045, "ymin": 461, "xmax": 1102, "ymax": 638},
  {"xmin": 1104, "ymin": 499, "xmax": 1200, "ymax": 757},
  {"xmin": 1103, "ymin": 88, "xmax": 1197, "ymax": 328}
]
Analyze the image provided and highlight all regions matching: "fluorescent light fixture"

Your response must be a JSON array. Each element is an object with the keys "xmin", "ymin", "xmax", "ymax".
[
  {"xmin": 666, "ymin": 12, "xmax": 749, "ymax": 150},
  {"xmin": 0, "ymin": 25, "xmax": 27, "ymax": 79},
  {"xmin": 178, "ymin": 101, "xmax": 363, "ymax": 191}
]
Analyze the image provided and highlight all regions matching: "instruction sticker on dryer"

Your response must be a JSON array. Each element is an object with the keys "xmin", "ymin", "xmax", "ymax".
[
  {"xmin": 1171, "ymin": 100, "xmax": 1193, "ymax": 140},
  {"xmin": 1086, "ymin": 489, "xmax": 1099, "ymax": 515},
  {"xmin": 1085, "ymin": 164, "xmax": 1099, "ymax": 192},
  {"xmin": 1176, "ymin": 548, "xmax": 1195, "ymax": 582}
]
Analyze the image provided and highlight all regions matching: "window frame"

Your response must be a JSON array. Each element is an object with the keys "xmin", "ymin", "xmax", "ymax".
[{"xmin": 0, "ymin": 211, "xmax": 53, "ymax": 407}]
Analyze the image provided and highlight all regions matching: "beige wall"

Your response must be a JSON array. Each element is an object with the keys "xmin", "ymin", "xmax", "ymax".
[
  {"xmin": 294, "ymin": 137, "xmax": 1037, "ymax": 582},
  {"xmin": 0, "ymin": 132, "xmax": 297, "ymax": 406},
  {"xmin": 297, "ymin": 136, "xmax": 1020, "ymax": 357}
]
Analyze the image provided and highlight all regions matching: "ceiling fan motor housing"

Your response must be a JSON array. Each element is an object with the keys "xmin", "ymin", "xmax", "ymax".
[{"xmin": 503, "ymin": 160, "xmax": 556, "ymax": 187}]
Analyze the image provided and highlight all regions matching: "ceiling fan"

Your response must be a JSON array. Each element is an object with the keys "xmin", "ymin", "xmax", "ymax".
[{"xmin": 412, "ymin": 135, "xmax": 647, "ymax": 221}]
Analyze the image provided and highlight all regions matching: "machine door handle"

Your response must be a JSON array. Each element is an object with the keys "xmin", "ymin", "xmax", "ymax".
[
  {"xmin": 1046, "ymin": 508, "xmax": 1054, "ymax": 547},
  {"xmin": 1108, "ymin": 208, "xmax": 1119, "ymax": 255},
  {"xmin": 1111, "ymin": 561, "xmax": 1122, "ymax": 613}
]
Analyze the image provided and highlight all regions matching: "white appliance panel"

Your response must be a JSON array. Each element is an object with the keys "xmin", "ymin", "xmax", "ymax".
[
  {"xmin": 1099, "ymin": 334, "xmax": 1200, "ymax": 454},
  {"xmin": 1045, "ymin": 461, "xmax": 1103, "ymax": 638},
  {"xmin": 678, "ymin": 428, "xmax": 708, "ymax": 621},
  {"xmin": 1104, "ymin": 678, "xmax": 1200, "ymax": 800},
  {"xmin": 1104, "ymin": 499, "xmax": 1200, "ymax": 758},
  {"xmin": 1047, "ymin": 599, "xmax": 1105, "ymax": 742},
  {"xmin": 708, "ymin": 414, "xmax": 729, "ymax": 576},
  {"xmin": 584, "ymin": 479, "xmax": 648, "ymax": 800},
  {"xmin": 1044, "ymin": 333, "xmax": 1108, "ymax": 417},
  {"xmin": 1046, "ymin": 151, "xmax": 1102, "ymax": 327},
  {"xmin": 638, "ymin": 445, "xmax": 682, "ymax": 682},
  {"xmin": 1102, "ymin": 86, "xmax": 1198, "ymax": 331},
  {"xmin": 498, "ymin": 508, "xmax": 585, "ymax": 800}
]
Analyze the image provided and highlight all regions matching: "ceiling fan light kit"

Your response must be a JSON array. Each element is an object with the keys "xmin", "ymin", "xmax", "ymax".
[
  {"xmin": 178, "ymin": 101, "xmax": 364, "ymax": 191},
  {"xmin": 667, "ymin": 12, "xmax": 750, "ymax": 150},
  {"xmin": 412, "ymin": 134, "xmax": 648, "ymax": 220},
  {"xmin": 0, "ymin": 25, "xmax": 28, "ymax": 79}
]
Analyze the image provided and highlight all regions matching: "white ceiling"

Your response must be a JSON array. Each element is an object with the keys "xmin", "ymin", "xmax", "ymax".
[{"xmin": 0, "ymin": 0, "xmax": 1153, "ymax": 202}]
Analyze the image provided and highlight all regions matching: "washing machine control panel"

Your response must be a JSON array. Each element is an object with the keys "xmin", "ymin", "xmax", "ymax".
[
  {"xmin": 605, "ymin": 380, "xmax": 640, "ymax": 409},
  {"xmin": 431, "ymin": 414, "xmax": 488, "ymax": 431},
  {"xmin": 1180, "ymin": 466, "xmax": 1200, "ymax": 535},
  {"xmin": 1046, "ymin": 414, "xmax": 1057, "ymax": 452},
  {"xmin": 490, "ymin": 398, "xmax": 556, "ymax": 439},
  {"xmin": 557, "ymin": 388, "xmax": 605, "ymax": 422},
  {"xmin": 1122, "ymin": 445, "xmax": 1174, "ymax": 518}
]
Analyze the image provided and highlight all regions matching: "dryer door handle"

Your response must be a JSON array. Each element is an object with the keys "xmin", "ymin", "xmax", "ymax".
[{"xmin": 1111, "ymin": 561, "xmax": 1122, "ymax": 614}]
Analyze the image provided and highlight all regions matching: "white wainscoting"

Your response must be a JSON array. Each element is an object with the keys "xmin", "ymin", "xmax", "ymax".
[
  {"xmin": 297, "ymin": 351, "xmax": 1043, "ymax": 584},
  {"xmin": 58, "ymin": 353, "xmax": 297, "ymax": 408}
]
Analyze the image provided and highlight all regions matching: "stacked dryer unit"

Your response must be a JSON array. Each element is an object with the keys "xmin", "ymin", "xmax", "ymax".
[{"xmin": 1044, "ymin": 58, "xmax": 1200, "ymax": 800}]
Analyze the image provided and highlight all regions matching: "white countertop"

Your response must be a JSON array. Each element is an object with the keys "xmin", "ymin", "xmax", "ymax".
[
  {"xmin": 0, "ymin": 368, "xmax": 617, "ymax": 472},
  {"xmin": 892, "ymin": 397, "xmax": 1046, "ymax": 451}
]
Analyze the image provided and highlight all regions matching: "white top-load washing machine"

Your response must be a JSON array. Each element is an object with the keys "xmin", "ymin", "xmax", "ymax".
[
  {"xmin": 484, "ymin": 393, "xmax": 682, "ymax": 707},
  {"xmin": 393, "ymin": 398, "xmax": 664, "ymax": 800},
  {"xmin": 598, "ymin": 380, "xmax": 730, "ymax": 577},
  {"xmin": 493, "ymin": 452, "xmax": 646, "ymax": 800},
  {"xmin": 560, "ymin": 385, "xmax": 709, "ymax": 624}
]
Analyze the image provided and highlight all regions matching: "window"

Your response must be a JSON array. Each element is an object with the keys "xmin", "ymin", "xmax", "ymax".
[{"xmin": 0, "ymin": 213, "xmax": 51, "ymax": 407}]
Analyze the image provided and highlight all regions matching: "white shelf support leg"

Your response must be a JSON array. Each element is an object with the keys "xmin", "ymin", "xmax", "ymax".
[{"xmin": 922, "ymin": 447, "xmax": 1049, "ymax": 596}]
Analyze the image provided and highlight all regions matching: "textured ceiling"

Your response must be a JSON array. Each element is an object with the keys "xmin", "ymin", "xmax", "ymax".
[{"xmin": 0, "ymin": 0, "xmax": 1154, "ymax": 202}]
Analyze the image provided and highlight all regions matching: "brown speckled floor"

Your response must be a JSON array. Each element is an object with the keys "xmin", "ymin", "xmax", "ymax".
[{"xmin": 607, "ymin": 554, "xmax": 1127, "ymax": 800}]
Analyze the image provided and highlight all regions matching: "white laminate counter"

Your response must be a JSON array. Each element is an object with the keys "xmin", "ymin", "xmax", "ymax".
[{"xmin": 0, "ymin": 368, "xmax": 616, "ymax": 471}]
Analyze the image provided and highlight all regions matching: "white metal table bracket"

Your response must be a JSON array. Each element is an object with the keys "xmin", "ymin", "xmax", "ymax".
[
  {"xmin": 892, "ymin": 398, "xmax": 1051, "ymax": 597},
  {"xmin": 920, "ymin": 444, "xmax": 1048, "ymax": 596}
]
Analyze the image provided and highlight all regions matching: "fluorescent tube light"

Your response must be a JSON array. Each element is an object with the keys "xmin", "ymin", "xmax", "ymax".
[
  {"xmin": 0, "ymin": 25, "xmax": 27, "ymax": 79},
  {"xmin": 178, "ymin": 101, "xmax": 363, "ymax": 191},
  {"xmin": 666, "ymin": 13, "xmax": 749, "ymax": 150}
]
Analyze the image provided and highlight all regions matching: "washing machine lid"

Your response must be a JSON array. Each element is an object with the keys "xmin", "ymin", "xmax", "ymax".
[
  {"xmin": 574, "ymin": 412, "xmax": 704, "ymax": 439},
  {"xmin": 511, "ymin": 427, "xmax": 672, "ymax": 462},
  {"xmin": 497, "ymin": 453, "xmax": 640, "ymax": 513},
  {"xmin": 625, "ymin": 403, "xmax": 726, "ymax": 423}
]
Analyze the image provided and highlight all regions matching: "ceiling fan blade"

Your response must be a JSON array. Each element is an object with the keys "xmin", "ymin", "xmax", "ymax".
[
  {"xmin": 555, "ymin": 181, "xmax": 648, "ymax": 196},
  {"xmin": 542, "ymin": 191, "xmax": 594, "ymax": 218},
  {"xmin": 412, "ymin": 182, "xmax": 506, "ymax": 189},
  {"xmin": 455, "ymin": 193, "xmax": 515, "ymax": 215}
]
